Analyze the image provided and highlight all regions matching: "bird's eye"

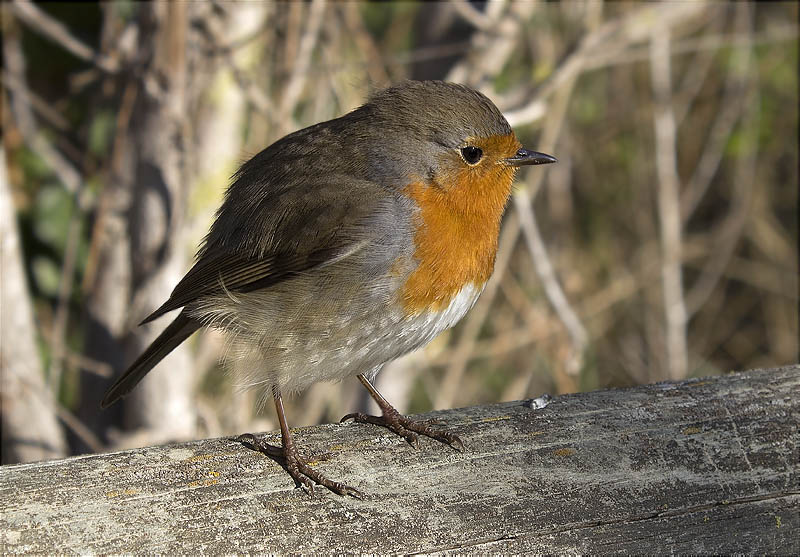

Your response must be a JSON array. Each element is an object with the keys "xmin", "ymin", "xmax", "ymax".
[{"xmin": 460, "ymin": 146, "xmax": 483, "ymax": 165}]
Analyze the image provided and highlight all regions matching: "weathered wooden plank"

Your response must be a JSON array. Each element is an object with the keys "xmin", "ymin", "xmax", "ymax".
[{"xmin": 1, "ymin": 365, "xmax": 798, "ymax": 554}]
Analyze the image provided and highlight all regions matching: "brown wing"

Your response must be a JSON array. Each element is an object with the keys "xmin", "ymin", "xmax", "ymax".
[
  {"xmin": 140, "ymin": 117, "xmax": 406, "ymax": 325},
  {"xmin": 141, "ymin": 245, "xmax": 354, "ymax": 324},
  {"xmin": 140, "ymin": 174, "xmax": 398, "ymax": 324}
]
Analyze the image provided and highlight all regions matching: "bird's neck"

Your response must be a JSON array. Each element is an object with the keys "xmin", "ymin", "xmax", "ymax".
[{"xmin": 399, "ymin": 170, "xmax": 514, "ymax": 314}]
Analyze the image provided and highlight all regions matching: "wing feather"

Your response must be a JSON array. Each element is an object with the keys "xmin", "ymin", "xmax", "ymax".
[{"xmin": 141, "ymin": 247, "xmax": 350, "ymax": 324}]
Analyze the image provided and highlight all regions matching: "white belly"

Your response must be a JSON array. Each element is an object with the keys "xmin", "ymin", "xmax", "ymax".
[{"xmin": 219, "ymin": 282, "xmax": 484, "ymax": 401}]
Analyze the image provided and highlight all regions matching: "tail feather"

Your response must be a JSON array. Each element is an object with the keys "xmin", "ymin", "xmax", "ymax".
[{"xmin": 101, "ymin": 312, "xmax": 200, "ymax": 408}]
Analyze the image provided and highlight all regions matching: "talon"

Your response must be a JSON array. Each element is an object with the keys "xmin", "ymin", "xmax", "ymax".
[
  {"xmin": 342, "ymin": 409, "xmax": 461, "ymax": 451},
  {"xmin": 238, "ymin": 429, "xmax": 361, "ymax": 497},
  {"xmin": 235, "ymin": 433, "xmax": 255, "ymax": 445},
  {"xmin": 397, "ymin": 429, "xmax": 419, "ymax": 449},
  {"xmin": 344, "ymin": 486, "xmax": 365, "ymax": 499},
  {"xmin": 348, "ymin": 374, "xmax": 464, "ymax": 453}
]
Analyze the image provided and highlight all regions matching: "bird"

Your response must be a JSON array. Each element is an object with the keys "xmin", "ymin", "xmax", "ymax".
[{"xmin": 101, "ymin": 80, "xmax": 556, "ymax": 497}]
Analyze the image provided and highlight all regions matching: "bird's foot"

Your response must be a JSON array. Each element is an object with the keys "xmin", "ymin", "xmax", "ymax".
[
  {"xmin": 340, "ymin": 406, "xmax": 464, "ymax": 451},
  {"xmin": 236, "ymin": 433, "xmax": 363, "ymax": 498}
]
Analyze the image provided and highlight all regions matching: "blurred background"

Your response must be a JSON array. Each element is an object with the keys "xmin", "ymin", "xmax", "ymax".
[{"xmin": 1, "ymin": 1, "xmax": 797, "ymax": 464}]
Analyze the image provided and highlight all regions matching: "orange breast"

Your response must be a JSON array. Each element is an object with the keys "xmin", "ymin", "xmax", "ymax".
[{"xmin": 399, "ymin": 134, "xmax": 519, "ymax": 314}]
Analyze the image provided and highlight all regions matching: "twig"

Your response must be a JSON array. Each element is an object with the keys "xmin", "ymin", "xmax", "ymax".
[
  {"xmin": 447, "ymin": 0, "xmax": 527, "ymax": 86},
  {"xmin": 649, "ymin": 25, "xmax": 688, "ymax": 381},
  {"xmin": 584, "ymin": 24, "xmax": 798, "ymax": 71},
  {"xmin": 379, "ymin": 41, "xmax": 476, "ymax": 74},
  {"xmin": 82, "ymin": 81, "xmax": 137, "ymax": 295},
  {"xmin": 10, "ymin": 0, "xmax": 119, "ymax": 74},
  {"xmin": 1, "ymin": 70, "xmax": 87, "ymax": 167},
  {"xmin": 498, "ymin": 270, "xmax": 541, "ymax": 329},
  {"xmin": 7, "ymin": 365, "xmax": 105, "ymax": 454},
  {"xmin": 62, "ymin": 351, "xmax": 113, "ymax": 378},
  {"xmin": 54, "ymin": 402, "xmax": 105, "ymax": 453},
  {"xmin": 444, "ymin": 0, "xmax": 589, "ymax": 381},
  {"xmin": 515, "ymin": 192, "xmax": 588, "ymax": 376},
  {"xmin": 3, "ymin": 20, "xmax": 92, "ymax": 394},
  {"xmin": 3, "ymin": 28, "xmax": 83, "ymax": 198},
  {"xmin": 681, "ymin": 5, "xmax": 754, "ymax": 223},
  {"xmin": 279, "ymin": 0, "xmax": 326, "ymax": 133},
  {"xmin": 673, "ymin": 15, "xmax": 728, "ymax": 125},
  {"xmin": 315, "ymin": 22, "xmax": 347, "ymax": 118},
  {"xmin": 194, "ymin": 16, "xmax": 275, "ymax": 120},
  {"xmin": 504, "ymin": 2, "xmax": 708, "ymax": 128},
  {"xmin": 514, "ymin": 58, "xmax": 588, "ymax": 376},
  {"xmin": 341, "ymin": 3, "xmax": 390, "ymax": 88},
  {"xmin": 686, "ymin": 5, "xmax": 757, "ymax": 317},
  {"xmin": 0, "ymin": 71, "xmax": 69, "ymax": 130},
  {"xmin": 196, "ymin": 13, "xmax": 273, "ymax": 57},
  {"xmin": 206, "ymin": 38, "xmax": 472, "ymax": 89},
  {"xmin": 450, "ymin": 0, "xmax": 498, "ymax": 32},
  {"xmin": 46, "ymin": 205, "xmax": 82, "ymax": 393},
  {"xmin": 427, "ymin": 243, "xmax": 659, "ymax": 370},
  {"xmin": 426, "ymin": 279, "xmax": 628, "ymax": 368}
]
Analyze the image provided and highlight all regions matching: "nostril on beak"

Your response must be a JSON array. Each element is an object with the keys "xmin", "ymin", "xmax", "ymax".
[{"xmin": 506, "ymin": 148, "xmax": 557, "ymax": 167}]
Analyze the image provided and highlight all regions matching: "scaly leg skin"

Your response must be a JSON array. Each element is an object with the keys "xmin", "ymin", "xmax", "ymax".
[
  {"xmin": 341, "ymin": 374, "xmax": 464, "ymax": 451},
  {"xmin": 237, "ymin": 393, "xmax": 363, "ymax": 499}
]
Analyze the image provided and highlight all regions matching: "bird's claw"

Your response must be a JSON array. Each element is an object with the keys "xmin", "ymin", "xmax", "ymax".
[
  {"xmin": 341, "ymin": 409, "xmax": 463, "ymax": 451},
  {"xmin": 236, "ymin": 433, "xmax": 363, "ymax": 498}
]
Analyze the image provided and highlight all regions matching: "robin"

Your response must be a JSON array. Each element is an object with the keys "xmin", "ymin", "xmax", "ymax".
[{"xmin": 101, "ymin": 80, "xmax": 556, "ymax": 497}]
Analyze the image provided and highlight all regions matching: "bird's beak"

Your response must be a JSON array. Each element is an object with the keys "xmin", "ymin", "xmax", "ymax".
[{"xmin": 505, "ymin": 148, "xmax": 557, "ymax": 167}]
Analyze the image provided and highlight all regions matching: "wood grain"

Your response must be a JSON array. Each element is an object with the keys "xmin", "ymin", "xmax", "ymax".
[{"xmin": 1, "ymin": 365, "xmax": 797, "ymax": 554}]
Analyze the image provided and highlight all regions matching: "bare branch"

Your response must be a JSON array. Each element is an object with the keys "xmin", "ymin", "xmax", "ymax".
[
  {"xmin": 514, "ymin": 59, "xmax": 588, "ymax": 376},
  {"xmin": 450, "ymin": 0, "xmax": 497, "ymax": 32},
  {"xmin": 341, "ymin": 3, "xmax": 390, "ymax": 88},
  {"xmin": 505, "ymin": 2, "xmax": 708, "ymax": 128},
  {"xmin": 447, "ymin": 1, "xmax": 530, "ymax": 87},
  {"xmin": 681, "ymin": 6, "xmax": 755, "ymax": 223},
  {"xmin": 649, "ymin": 25, "xmax": 688, "ymax": 381},
  {"xmin": 193, "ymin": 12, "xmax": 276, "ymax": 120},
  {"xmin": 0, "ymin": 71, "xmax": 69, "ymax": 131},
  {"xmin": 1, "ymin": 147, "xmax": 69, "ymax": 463},
  {"xmin": 3, "ymin": 20, "xmax": 92, "ymax": 395},
  {"xmin": 515, "ymin": 191, "xmax": 588, "ymax": 375},
  {"xmin": 585, "ymin": 25, "xmax": 798, "ymax": 71},
  {"xmin": 62, "ymin": 351, "xmax": 113, "ymax": 379},
  {"xmin": 686, "ymin": 6, "xmax": 758, "ymax": 317},
  {"xmin": 427, "ymin": 258, "xmax": 653, "ymax": 371},
  {"xmin": 46, "ymin": 208, "xmax": 82, "ymax": 393},
  {"xmin": 10, "ymin": 0, "xmax": 119, "ymax": 73},
  {"xmin": 279, "ymin": 0, "xmax": 326, "ymax": 133},
  {"xmin": 3, "ymin": 27, "xmax": 84, "ymax": 198},
  {"xmin": 53, "ymin": 401, "xmax": 105, "ymax": 454}
]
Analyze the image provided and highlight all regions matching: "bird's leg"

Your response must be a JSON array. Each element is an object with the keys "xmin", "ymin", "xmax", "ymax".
[
  {"xmin": 341, "ymin": 374, "xmax": 464, "ymax": 451},
  {"xmin": 237, "ymin": 390, "xmax": 362, "ymax": 498}
]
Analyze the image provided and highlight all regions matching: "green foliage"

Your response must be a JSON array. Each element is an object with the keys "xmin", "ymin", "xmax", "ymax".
[
  {"xmin": 360, "ymin": 3, "xmax": 398, "ymax": 38},
  {"xmin": 88, "ymin": 111, "xmax": 116, "ymax": 158},
  {"xmin": 30, "ymin": 256, "xmax": 61, "ymax": 298},
  {"xmin": 34, "ymin": 185, "xmax": 72, "ymax": 253}
]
